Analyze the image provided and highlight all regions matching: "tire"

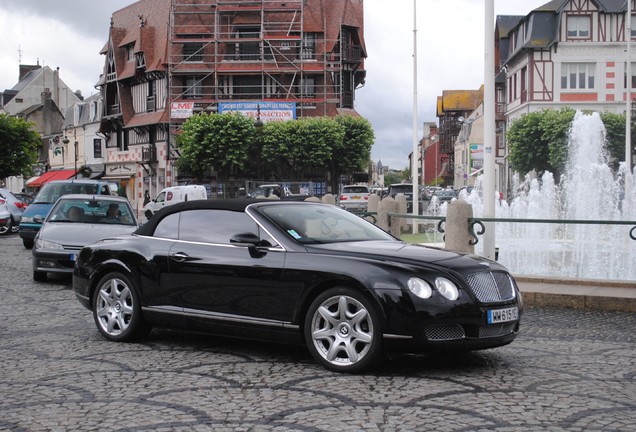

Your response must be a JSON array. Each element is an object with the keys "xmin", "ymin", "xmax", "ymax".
[
  {"xmin": 23, "ymin": 239, "xmax": 33, "ymax": 249},
  {"xmin": 0, "ymin": 224, "xmax": 9, "ymax": 236},
  {"xmin": 92, "ymin": 272, "xmax": 150, "ymax": 342},
  {"xmin": 33, "ymin": 270, "xmax": 47, "ymax": 282},
  {"xmin": 145, "ymin": 210, "xmax": 153, "ymax": 220},
  {"xmin": 304, "ymin": 287, "xmax": 383, "ymax": 373}
]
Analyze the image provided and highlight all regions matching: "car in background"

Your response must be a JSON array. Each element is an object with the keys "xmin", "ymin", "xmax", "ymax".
[
  {"xmin": 387, "ymin": 183, "xmax": 425, "ymax": 213},
  {"xmin": 143, "ymin": 185, "xmax": 207, "ymax": 220},
  {"xmin": 73, "ymin": 199, "xmax": 521, "ymax": 373},
  {"xmin": 431, "ymin": 189, "xmax": 458, "ymax": 203},
  {"xmin": 0, "ymin": 201, "xmax": 13, "ymax": 235},
  {"xmin": 14, "ymin": 193, "xmax": 34, "ymax": 205},
  {"xmin": 337, "ymin": 184, "xmax": 370, "ymax": 212},
  {"xmin": 0, "ymin": 188, "xmax": 28, "ymax": 235},
  {"xmin": 32, "ymin": 194, "xmax": 138, "ymax": 282},
  {"xmin": 19, "ymin": 180, "xmax": 117, "ymax": 249}
]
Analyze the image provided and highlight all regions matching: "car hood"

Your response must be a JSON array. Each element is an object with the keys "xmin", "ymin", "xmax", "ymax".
[
  {"xmin": 22, "ymin": 203, "xmax": 53, "ymax": 219},
  {"xmin": 38, "ymin": 223, "xmax": 137, "ymax": 247},
  {"xmin": 305, "ymin": 240, "xmax": 503, "ymax": 273}
]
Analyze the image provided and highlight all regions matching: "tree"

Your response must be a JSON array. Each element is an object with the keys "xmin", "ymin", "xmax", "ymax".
[
  {"xmin": 0, "ymin": 114, "xmax": 40, "ymax": 178},
  {"xmin": 261, "ymin": 117, "xmax": 344, "ymax": 181},
  {"xmin": 176, "ymin": 112, "xmax": 256, "ymax": 182},
  {"xmin": 330, "ymin": 115, "xmax": 375, "ymax": 191},
  {"xmin": 507, "ymin": 108, "xmax": 634, "ymax": 178}
]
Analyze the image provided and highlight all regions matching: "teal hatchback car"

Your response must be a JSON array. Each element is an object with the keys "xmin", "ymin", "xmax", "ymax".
[{"xmin": 19, "ymin": 180, "xmax": 118, "ymax": 249}]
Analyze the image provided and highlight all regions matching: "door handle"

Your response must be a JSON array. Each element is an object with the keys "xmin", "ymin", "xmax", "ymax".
[{"xmin": 170, "ymin": 252, "xmax": 190, "ymax": 262}]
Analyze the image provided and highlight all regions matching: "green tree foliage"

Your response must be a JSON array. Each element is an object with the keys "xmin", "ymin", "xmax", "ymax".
[
  {"xmin": 599, "ymin": 111, "xmax": 633, "ymax": 165},
  {"xmin": 261, "ymin": 117, "xmax": 344, "ymax": 180},
  {"xmin": 0, "ymin": 114, "xmax": 40, "ymax": 178},
  {"xmin": 331, "ymin": 115, "xmax": 374, "ymax": 190},
  {"xmin": 507, "ymin": 108, "xmax": 633, "ymax": 177},
  {"xmin": 176, "ymin": 112, "xmax": 255, "ymax": 181}
]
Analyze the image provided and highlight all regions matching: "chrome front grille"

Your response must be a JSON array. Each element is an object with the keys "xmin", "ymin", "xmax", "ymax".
[{"xmin": 466, "ymin": 271, "xmax": 515, "ymax": 303}]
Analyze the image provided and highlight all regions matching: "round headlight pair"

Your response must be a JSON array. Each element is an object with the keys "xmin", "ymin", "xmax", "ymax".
[{"xmin": 407, "ymin": 276, "xmax": 459, "ymax": 301}]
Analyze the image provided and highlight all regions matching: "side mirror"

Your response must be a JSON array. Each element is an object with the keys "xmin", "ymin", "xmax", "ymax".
[
  {"xmin": 230, "ymin": 232, "xmax": 261, "ymax": 246},
  {"xmin": 34, "ymin": 215, "xmax": 44, "ymax": 224}
]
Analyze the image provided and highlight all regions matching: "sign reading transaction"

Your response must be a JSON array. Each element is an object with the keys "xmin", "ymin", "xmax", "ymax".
[{"xmin": 219, "ymin": 102, "xmax": 296, "ymax": 123}]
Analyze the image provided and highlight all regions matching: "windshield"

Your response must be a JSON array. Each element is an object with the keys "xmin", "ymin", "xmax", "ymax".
[
  {"xmin": 47, "ymin": 198, "xmax": 136, "ymax": 225},
  {"xmin": 33, "ymin": 183, "xmax": 101, "ymax": 204},
  {"xmin": 259, "ymin": 204, "xmax": 394, "ymax": 244},
  {"xmin": 391, "ymin": 185, "xmax": 413, "ymax": 194},
  {"xmin": 342, "ymin": 186, "xmax": 369, "ymax": 194}
]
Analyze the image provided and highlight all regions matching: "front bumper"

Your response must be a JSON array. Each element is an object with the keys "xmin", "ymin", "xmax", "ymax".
[
  {"xmin": 19, "ymin": 223, "xmax": 41, "ymax": 240},
  {"xmin": 32, "ymin": 249, "xmax": 78, "ymax": 274}
]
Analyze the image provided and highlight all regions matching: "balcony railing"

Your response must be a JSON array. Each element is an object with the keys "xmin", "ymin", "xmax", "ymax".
[{"xmin": 142, "ymin": 146, "xmax": 157, "ymax": 163}]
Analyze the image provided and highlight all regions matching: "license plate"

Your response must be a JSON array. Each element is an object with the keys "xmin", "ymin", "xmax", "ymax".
[
  {"xmin": 487, "ymin": 307, "xmax": 518, "ymax": 324},
  {"xmin": 352, "ymin": 195, "xmax": 360, "ymax": 200},
  {"xmin": 69, "ymin": 254, "xmax": 76, "ymax": 262}
]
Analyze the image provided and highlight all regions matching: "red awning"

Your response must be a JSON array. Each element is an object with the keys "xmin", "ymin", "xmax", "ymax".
[{"xmin": 27, "ymin": 169, "xmax": 77, "ymax": 188}]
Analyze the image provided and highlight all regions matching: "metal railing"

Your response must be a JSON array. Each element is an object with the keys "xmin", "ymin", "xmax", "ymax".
[{"xmin": 468, "ymin": 217, "xmax": 636, "ymax": 245}]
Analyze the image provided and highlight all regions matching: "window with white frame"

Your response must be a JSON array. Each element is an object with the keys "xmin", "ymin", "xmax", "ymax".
[
  {"xmin": 623, "ymin": 62, "xmax": 636, "ymax": 88},
  {"xmin": 566, "ymin": 15, "xmax": 591, "ymax": 39},
  {"xmin": 184, "ymin": 76, "xmax": 203, "ymax": 99},
  {"xmin": 631, "ymin": 15, "xmax": 636, "ymax": 38},
  {"xmin": 561, "ymin": 63, "xmax": 595, "ymax": 90},
  {"xmin": 126, "ymin": 44, "xmax": 134, "ymax": 62}
]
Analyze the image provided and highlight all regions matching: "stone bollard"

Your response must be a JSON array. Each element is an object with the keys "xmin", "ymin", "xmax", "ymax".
[
  {"xmin": 367, "ymin": 193, "xmax": 380, "ymax": 213},
  {"xmin": 378, "ymin": 197, "xmax": 399, "ymax": 237},
  {"xmin": 394, "ymin": 194, "xmax": 408, "ymax": 233},
  {"xmin": 445, "ymin": 199, "xmax": 474, "ymax": 254},
  {"xmin": 321, "ymin": 194, "xmax": 336, "ymax": 205}
]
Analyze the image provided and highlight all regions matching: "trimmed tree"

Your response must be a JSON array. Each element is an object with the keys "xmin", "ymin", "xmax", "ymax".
[
  {"xmin": 331, "ymin": 115, "xmax": 375, "ymax": 192},
  {"xmin": 176, "ymin": 112, "xmax": 256, "ymax": 182},
  {"xmin": 0, "ymin": 114, "xmax": 40, "ymax": 179}
]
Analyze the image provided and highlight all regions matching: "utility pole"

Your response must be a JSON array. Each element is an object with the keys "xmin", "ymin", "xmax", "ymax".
[
  {"xmin": 483, "ymin": 0, "xmax": 496, "ymax": 260},
  {"xmin": 411, "ymin": 0, "xmax": 419, "ymax": 234}
]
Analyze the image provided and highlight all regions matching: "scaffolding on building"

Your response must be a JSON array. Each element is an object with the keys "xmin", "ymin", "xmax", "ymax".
[{"xmin": 167, "ymin": 0, "xmax": 363, "ymax": 133}]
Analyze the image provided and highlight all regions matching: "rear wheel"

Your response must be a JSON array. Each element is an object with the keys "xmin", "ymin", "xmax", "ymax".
[
  {"xmin": 304, "ymin": 287, "xmax": 383, "ymax": 373},
  {"xmin": 0, "ymin": 224, "xmax": 9, "ymax": 236},
  {"xmin": 92, "ymin": 272, "xmax": 150, "ymax": 342},
  {"xmin": 144, "ymin": 210, "xmax": 153, "ymax": 220}
]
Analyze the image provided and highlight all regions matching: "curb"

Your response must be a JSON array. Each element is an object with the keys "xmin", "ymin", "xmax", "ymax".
[{"xmin": 514, "ymin": 275, "xmax": 636, "ymax": 313}]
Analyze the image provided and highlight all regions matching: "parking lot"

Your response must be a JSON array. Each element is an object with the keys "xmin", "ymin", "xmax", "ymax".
[{"xmin": 0, "ymin": 233, "xmax": 634, "ymax": 431}]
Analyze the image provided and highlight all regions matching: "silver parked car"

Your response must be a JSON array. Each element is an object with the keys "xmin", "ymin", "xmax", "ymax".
[
  {"xmin": 0, "ymin": 188, "xmax": 27, "ymax": 235},
  {"xmin": 32, "ymin": 194, "xmax": 138, "ymax": 282}
]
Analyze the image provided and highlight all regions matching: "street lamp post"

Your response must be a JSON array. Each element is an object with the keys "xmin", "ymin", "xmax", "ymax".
[{"xmin": 62, "ymin": 126, "xmax": 78, "ymax": 178}]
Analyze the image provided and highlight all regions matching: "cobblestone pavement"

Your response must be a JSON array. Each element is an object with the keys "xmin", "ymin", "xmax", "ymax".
[{"xmin": 1, "ymin": 234, "xmax": 634, "ymax": 431}]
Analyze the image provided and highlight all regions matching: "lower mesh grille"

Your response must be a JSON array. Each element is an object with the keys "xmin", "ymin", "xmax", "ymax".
[
  {"xmin": 478, "ymin": 323, "xmax": 516, "ymax": 338},
  {"xmin": 425, "ymin": 324, "xmax": 465, "ymax": 341}
]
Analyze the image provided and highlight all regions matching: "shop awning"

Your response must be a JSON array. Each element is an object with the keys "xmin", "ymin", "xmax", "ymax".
[{"xmin": 27, "ymin": 169, "xmax": 77, "ymax": 188}]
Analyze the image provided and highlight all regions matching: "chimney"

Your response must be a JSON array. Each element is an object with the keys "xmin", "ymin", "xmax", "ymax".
[
  {"xmin": 42, "ymin": 89, "xmax": 53, "ymax": 136},
  {"xmin": 19, "ymin": 64, "xmax": 42, "ymax": 81}
]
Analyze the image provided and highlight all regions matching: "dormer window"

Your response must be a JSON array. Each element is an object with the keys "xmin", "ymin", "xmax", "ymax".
[
  {"xmin": 566, "ymin": 15, "xmax": 591, "ymax": 40},
  {"xmin": 126, "ymin": 43, "xmax": 135, "ymax": 62}
]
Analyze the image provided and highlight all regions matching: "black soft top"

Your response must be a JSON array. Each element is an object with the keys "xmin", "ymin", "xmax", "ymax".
[{"xmin": 135, "ymin": 198, "xmax": 259, "ymax": 236}]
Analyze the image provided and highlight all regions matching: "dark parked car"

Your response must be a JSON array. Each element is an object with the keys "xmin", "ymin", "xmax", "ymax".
[
  {"xmin": 0, "ymin": 188, "xmax": 27, "ymax": 234},
  {"xmin": 33, "ymin": 194, "xmax": 138, "ymax": 282},
  {"xmin": 19, "ymin": 179, "xmax": 117, "ymax": 249},
  {"xmin": 73, "ymin": 199, "xmax": 522, "ymax": 373},
  {"xmin": 432, "ymin": 189, "xmax": 459, "ymax": 203}
]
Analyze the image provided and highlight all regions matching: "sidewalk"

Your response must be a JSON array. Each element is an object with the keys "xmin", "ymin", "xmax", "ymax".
[{"xmin": 515, "ymin": 275, "xmax": 636, "ymax": 313}]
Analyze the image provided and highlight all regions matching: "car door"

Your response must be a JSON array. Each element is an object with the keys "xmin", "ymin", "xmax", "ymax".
[{"xmin": 166, "ymin": 209, "xmax": 296, "ymax": 325}]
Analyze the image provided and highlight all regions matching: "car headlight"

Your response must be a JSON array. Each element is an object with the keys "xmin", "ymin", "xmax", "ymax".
[
  {"xmin": 21, "ymin": 216, "xmax": 34, "ymax": 223},
  {"xmin": 435, "ymin": 277, "xmax": 459, "ymax": 301},
  {"xmin": 35, "ymin": 238, "xmax": 64, "ymax": 250},
  {"xmin": 407, "ymin": 277, "xmax": 432, "ymax": 299}
]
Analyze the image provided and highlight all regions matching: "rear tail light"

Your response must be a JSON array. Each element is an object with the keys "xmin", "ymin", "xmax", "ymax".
[
  {"xmin": 339, "ymin": 195, "xmax": 348, "ymax": 201},
  {"xmin": 0, "ymin": 198, "xmax": 5, "ymax": 205},
  {"xmin": 364, "ymin": 196, "xmax": 369, "ymax": 200},
  {"xmin": 15, "ymin": 201, "xmax": 27, "ymax": 209}
]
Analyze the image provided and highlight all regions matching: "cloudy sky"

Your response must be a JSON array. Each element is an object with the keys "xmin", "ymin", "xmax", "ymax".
[{"xmin": 0, "ymin": 0, "xmax": 549, "ymax": 169}]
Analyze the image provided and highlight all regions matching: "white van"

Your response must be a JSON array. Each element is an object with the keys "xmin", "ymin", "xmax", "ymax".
[{"xmin": 143, "ymin": 185, "xmax": 207, "ymax": 219}]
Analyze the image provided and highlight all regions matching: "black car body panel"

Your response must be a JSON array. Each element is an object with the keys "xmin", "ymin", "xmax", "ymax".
[{"xmin": 74, "ymin": 199, "xmax": 521, "ymax": 370}]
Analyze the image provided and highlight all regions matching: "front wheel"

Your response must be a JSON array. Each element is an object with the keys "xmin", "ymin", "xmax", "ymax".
[
  {"xmin": 92, "ymin": 272, "xmax": 150, "ymax": 342},
  {"xmin": 144, "ymin": 210, "xmax": 153, "ymax": 220},
  {"xmin": 23, "ymin": 238, "xmax": 33, "ymax": 249},
  {"xmin": 304, "ymin": 287, "xmax": 383, "ymax": 373}
]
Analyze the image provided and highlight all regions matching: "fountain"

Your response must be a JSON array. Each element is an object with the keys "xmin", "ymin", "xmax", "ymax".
[{"xmin": 454, "ymin": 111, "xmax": 636, "ymax": 281}]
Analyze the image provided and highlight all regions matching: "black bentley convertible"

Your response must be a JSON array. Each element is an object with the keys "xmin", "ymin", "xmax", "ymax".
[{"xmin": 73, "ymin": 199, "xmax": 521, "ymax": 373}]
